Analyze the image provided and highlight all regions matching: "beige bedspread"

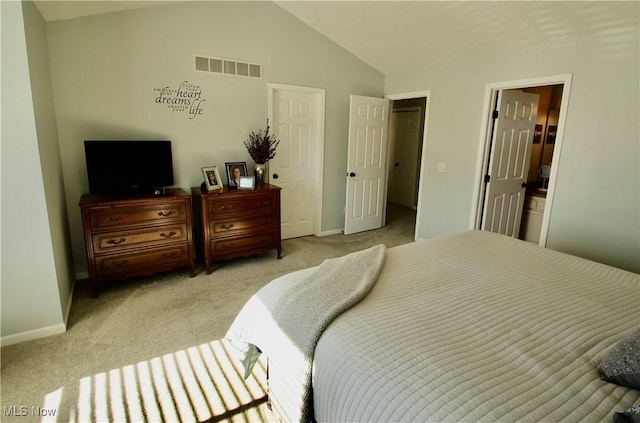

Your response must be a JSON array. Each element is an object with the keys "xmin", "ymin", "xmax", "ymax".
[{"xmin": 312, "ymin": 231, "xmax": 640, "ymax": 422}]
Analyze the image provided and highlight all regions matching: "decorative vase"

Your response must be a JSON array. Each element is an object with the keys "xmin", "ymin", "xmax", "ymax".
[{"xmin": 254, "ymin": 163, "xmax": 266, "ymax": 185}]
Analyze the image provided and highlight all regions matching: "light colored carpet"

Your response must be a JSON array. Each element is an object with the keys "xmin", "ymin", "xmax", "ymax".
[{"xmin": 1, "ymin": 204, "xmax": 415, "ymax": 422}]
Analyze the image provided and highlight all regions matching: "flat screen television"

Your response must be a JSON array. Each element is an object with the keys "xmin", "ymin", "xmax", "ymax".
[{"xmin": 84, "ymin": 140, "xmax": 174, "ymax": 194}]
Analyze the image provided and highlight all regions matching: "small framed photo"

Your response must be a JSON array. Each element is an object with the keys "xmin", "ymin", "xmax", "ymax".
[
  {"xmin": 238, "ymin": 176, "xmax": 255, "ymax": 190},
  {"xmin": 546, "ymin": 125, "xmax": 557, "ymax": 144},
  {"xmin": 533, "ymin": 124, "xmax": 543, "ymax": 144},
  {"xmin": 201, "ymin": 166, "xmax": 222, "ymax": 191},
  {"xmin": 225, "ymin": 162, "xmax": 248, "ymax": 187}
]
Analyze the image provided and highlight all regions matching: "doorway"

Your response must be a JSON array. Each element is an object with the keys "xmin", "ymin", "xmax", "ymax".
[
  {"xmin": 388, "ymin": 100, "xmax": 425, "ymax": 209},
  {"xmin": 473, "ymin": 75, "xmax": 573, "ymax": 247},
  {"xmin": 518, "ymin": 84, "xmax": 563, "ymax": 243},
  {"xmin": 385, "ymin": 91, "xmax": 430, "ymax": 241}
]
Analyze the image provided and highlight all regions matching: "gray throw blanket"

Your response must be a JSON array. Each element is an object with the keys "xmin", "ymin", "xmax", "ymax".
[{"xmin": 226, "ymin": 244, "xmax": 386, "ymax": 423}]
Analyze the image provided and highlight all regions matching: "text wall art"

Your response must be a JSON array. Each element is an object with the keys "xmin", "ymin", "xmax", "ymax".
[{"xmin": 154, "ymin": 80, "xmax": 206, "ymax": 119}]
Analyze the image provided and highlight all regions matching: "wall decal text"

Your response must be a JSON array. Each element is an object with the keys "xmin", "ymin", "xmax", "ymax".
[{"xmin": 154, "ymin": 81, "xmax": 205, "ymax": 119}]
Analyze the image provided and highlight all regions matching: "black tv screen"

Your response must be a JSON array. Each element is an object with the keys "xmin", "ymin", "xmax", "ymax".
[{"xmin": 84, "ymin": 140, "xmax": 174, "ymax": 194}]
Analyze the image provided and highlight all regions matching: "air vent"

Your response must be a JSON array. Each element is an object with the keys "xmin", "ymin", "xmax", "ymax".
[{"xmin": 193, "ymin": 54, "xmax": 262, "ymax": 79}]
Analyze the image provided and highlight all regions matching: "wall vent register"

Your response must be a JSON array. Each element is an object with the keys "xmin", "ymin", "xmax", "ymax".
[{"xmin": 194, "ymin": 54, "xmax": 262, "ymax": 79}]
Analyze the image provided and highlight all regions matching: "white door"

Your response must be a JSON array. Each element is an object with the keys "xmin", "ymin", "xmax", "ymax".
[
  {"xmin": 482, "ymin": 90, "xmax": 539, "ymax": 237},
  {"xmin": 388, "ymin": 109, "xmax": 421, "ymax": 208},
  {"xmin": 270, "ymin": 87, "xmax": 323, "ymax": 239},
  {"xmin": 344, "ymin": 95, "xmax": 390, "ymax": 235}
]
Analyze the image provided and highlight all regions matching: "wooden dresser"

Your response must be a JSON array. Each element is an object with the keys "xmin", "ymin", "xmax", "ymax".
[
  {"xmin": 79, "ymin": 189, "xmax": 195, "ymax": 297},
  {"xmin": 191, "ymin": 184, "xmax": 282, "ymax": 274}
]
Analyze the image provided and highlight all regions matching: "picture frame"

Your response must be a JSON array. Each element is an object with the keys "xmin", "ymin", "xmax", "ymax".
[
  {"xmin": 238, "ymin": 176, "xmax": 255, "ymax": 190},
  {"xmin": 225, "ymin": 162, "xmax": 248, "ymax": 187},
  {"xmin": 533, "ymin": 124, "xmax": 543, "ymax": 144},
  {"xmin": 201, "ymin": 166, "xmax": 222, "ymax": 191},
  {"xmin": 546, "ymin": 125, "xmax": 557, "ymax": 145}
]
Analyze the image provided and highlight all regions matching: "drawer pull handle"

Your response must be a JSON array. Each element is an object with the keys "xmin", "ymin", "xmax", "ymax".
[
  {"xmin": 106, "ymin": 237, "xmax": 126, "ymax": 245},
  {"xmin": 160, "ymin": 231, "xmax": 177, "ymax": 238},
  {"xmin": 162, "ymin": 252, "xmax": 179, "ymax": 258},
  {"xmin": 219, "ymin": 205, "xmax": 232, "ymax": 211},
  {"xmin": 106, "ymin": 216, "xmax": 122, "ymax": 222},
  {"xmin": 220, "ymin": 223, "xmax": 234, "ymax": 230},
  {"xmin": 258, "ymin": 201, "xmax": 270, "ymax": 207},
  {"xmin": 221, "ymin": 242, "xmax": 235, "ymax": 249},
  {"xmin": 112, "ymin": 260, "xmax": 128, "ymax": 267},
  {"xmin": 158, "ymin": 210, "xmax": 175, "ymax": 217}
]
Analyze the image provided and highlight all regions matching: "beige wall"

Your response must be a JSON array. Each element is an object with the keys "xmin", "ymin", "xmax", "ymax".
[
  {"xmin": 1, "ymin": 1, "xmax": 68, "ymax": 342},
  {"xmin": 23, "ymin": 0, "xmax": 75, "ymax": 330},
  {"xmin": 45, "ymin": 1, "xmax": 384, "ymax": 276},
  {"xmin": 386, "ymin": 22, "xmax": 640, "ymax": 272}
]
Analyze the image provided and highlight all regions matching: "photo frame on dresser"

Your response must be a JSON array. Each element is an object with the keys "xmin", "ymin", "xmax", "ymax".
[
  {"xmin": 225, "ymin": 162, "xmax": 248, "ymax": 187},
  {"xmin": 201, "ymin": 166, "xmax": 222, "ymax": 191},
  {"xmin": 238, "ymin": 176, "xmax": 255, "ymax": 190}
]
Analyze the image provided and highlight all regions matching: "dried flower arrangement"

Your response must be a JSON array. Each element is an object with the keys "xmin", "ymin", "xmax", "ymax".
[{"xmin": 244, "ymin": 120, "xmax": 280, "ymax": 164}]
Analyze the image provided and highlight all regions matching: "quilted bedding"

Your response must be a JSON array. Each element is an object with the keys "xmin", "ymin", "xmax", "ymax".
[
  {"xmin": 228, "ymin": 230, "xmax": 640, "ymax": 422},
  {"xmin": 313, "ymin": 231, "xmax": 639, "ymax": 422}
]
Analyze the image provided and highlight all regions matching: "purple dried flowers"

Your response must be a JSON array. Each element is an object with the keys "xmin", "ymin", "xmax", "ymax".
[{"xmin": 244, "ymin": 120, "xmax": 280, "ymax": 164}]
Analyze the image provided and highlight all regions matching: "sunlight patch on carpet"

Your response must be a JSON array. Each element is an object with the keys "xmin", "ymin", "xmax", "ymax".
[{"xmin": 58, "ymin": 339, "xmax": 269, "ymax": 422}]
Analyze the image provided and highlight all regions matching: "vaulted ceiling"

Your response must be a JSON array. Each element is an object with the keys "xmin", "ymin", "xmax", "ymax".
[{"xmin": 34, "ymin": 1, "xmax": 640, "ymax": 75}]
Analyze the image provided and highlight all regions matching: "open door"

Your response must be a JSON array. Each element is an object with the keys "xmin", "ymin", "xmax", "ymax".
[
  {"xmin": 481, "ymin": 90, "xmax": 539, "ymax": 236},
  {"xmin": 344, "ymin": 95, "xmax": 390, "ymax": 235}
]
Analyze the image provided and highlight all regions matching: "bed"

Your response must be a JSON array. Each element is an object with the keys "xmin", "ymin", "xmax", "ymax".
[{"xmin": 226, "ymin": 230, "xmax": 640, "ymax": 422}]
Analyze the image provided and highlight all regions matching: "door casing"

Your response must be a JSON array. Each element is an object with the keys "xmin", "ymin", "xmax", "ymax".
[{"xmin": 471, "ymin": 74, "xmax": 573, "ymax": 246}]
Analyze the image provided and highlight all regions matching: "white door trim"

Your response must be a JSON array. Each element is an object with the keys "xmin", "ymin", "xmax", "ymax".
[
  {"xmin": 385, "ymin": 90, "xmax": 431, "ymax": 241},
  {"xmin": 471, "ymin": 74, "xmax": 573, "ymax": 246},
  {"xmin": 268, "ymin": 83, "xmax": 326, "ymax": 236}
]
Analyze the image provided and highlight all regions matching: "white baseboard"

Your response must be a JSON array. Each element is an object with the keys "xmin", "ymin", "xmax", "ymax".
[
  {"xmin": 1, "ymin": 323, "xmax": 66, "ymax": 347},
  {"xmin": 2, "ymin": 279, "xmax": 75, "ymax": 347}
]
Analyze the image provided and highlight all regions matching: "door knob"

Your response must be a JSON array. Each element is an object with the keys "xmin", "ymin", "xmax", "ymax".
[
  {"xmin": 272, "ymin": 173, "xmax": 279, "ymax": 179},
  {"xmin": 521, "ymin": 182, "xmax": 528, "ymax": 188},
  {"xmin": 347, "ymin": 172, "xmax": 356, "ymax": 177}
]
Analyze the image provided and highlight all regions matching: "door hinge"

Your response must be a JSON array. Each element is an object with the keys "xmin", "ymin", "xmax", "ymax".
[
  {"xmin": 484, "ymin": 174, "xmax": 491, "ymax": 183},
  {"xmin": 492, "ymin": 110, "xmax": 499, "ymax": 119}
]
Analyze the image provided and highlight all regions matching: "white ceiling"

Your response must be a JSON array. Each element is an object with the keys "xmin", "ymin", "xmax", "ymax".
[{"xmin": 34, "ymin": 1, "xmax": 640, "ymax": 75}]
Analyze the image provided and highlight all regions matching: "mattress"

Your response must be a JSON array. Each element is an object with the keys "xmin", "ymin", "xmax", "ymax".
[{"xmin": 312, "ymin": 231, "xmax": 639, "ymax": 422}]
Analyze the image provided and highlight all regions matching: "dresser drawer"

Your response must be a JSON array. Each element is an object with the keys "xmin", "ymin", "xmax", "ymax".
[
  {"xmin": 94, "ymin": 244, "xmax": 190, "ymax": 277},
  {"xmin": 192, "ymin": 184, "xmax": 282, "ymax": 274},
  {"xmin": 92, "ymin": 224, "xmax": 189, "ymax": 254},
  {"xmin": 210, "ymin": 231, "xmax": 278, "ymax": 255},
  {"xmin": 209, "ymin": 215, "xmax": 278, "ymax": 236},
  {"xmin": 80, "ymin": 189, "xmax": 195, "ymax": 297},
  {"xmin": 89, "ymin": 203, "xmax": 188, "ymax": 230},
  {"xmin": 208, "ymin": 195, "xmax": 277, "ymax": 218}
]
